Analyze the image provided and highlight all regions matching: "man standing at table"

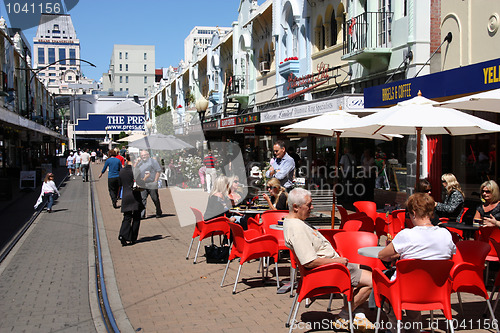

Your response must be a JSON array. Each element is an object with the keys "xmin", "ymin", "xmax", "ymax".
[
  {"xmin": 134, "ymin": 150, "xmax": 162, "ymax": 218},
  {"xmin": 283, "ymin": 188, "xmax": 375, "ymax": 330},
  {"xmin": 266, "ymin": 140, "xmax": 295, "ymax": 192}
]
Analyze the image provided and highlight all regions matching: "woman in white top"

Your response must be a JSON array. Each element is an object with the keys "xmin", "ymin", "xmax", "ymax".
[
  {"xmin": 378, "ymin": 193, "xmax": 456, "ymax": 332},
  {"xmin": 40, "ymin": 173, "xmax": 60, "ymax": 212}
]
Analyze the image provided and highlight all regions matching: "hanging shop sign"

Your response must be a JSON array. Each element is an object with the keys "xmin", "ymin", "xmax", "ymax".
[
  {"xmin": 287, "ymin": 62, "xmax": 331, "ymax": 99},
  {"xmin": 202, "ymin": 120, "xmax": 218, "ymax": 130},
  {"xmin": 219, "ymin": 117, "xmax": 237, "ymax": 128},
  {"xmin": 235, "ymin": 126, "xmax": 255, "ymax": 134},
  {"xmin": 236, "ymin": 113, "xmax": 260, "ymax": 125},
  {"xmin": 75, "ymin": 114, "xmax": 145, "ymax": 134},
  {"xmin": 365, "ymin": 57, "xmax": 500, "ymax": 108}
]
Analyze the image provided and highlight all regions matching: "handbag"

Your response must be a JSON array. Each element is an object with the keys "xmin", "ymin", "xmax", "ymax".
[
  {"xmin": 132, "ymin": 180, "xmax": 145, "ymax": 192},
  {"xmin": 204, "ymin": 233, "xmax": 230, "ymax": 264}
]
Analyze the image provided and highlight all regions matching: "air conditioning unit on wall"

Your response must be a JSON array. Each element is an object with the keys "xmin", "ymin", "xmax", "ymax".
[{"xmin": 259, "ymin": 61, "xmax": 270, "ymax": 73}]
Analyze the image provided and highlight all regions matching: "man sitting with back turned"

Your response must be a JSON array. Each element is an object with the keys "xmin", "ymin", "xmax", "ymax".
[{"xmin": 283, "ymin": 188, "xmax": 375, "ymax": 330}]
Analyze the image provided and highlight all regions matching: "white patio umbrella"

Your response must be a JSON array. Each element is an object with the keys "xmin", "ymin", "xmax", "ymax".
[
  {"xmin": 344, "ymin": 91, "xmax": 500, "ymax": 189},
  {"xmin": 117, "ymin": 132, "xmax": 146, "ymax": 142},
  {"xmin": 129, "ymin": 133, "xmax": 194, "ymax": 150},
  {"xmin": 281, "ymin": 109, "xmax": 397, "ymax": 227},
  {"xmin": 439, "ymin": 88, "xmax": 500, "ymax": 113}
]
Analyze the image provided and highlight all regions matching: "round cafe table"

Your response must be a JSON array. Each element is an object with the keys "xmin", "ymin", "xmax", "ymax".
[
  {"xmin": 357, "ymin": 246, "xmax": 385, "ymax": 258},
  {"xmin": 269, "ymin": 224, "xmax": 284, "ymax": 231}
]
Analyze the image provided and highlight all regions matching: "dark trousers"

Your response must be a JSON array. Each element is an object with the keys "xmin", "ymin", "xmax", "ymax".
[
  {"xmin": 108, "ymin": 177, "xmax": 120, "ymax": 205},
  {"xmin": 119, "ymin": 210, "xmax": 141, "ymax": 242},
  {"xmin": 81, "ymin": 163, "xmax": 89, "ymax": 182},
  {"xmin": 141, "ymin": 188, "xmax": 162, "ymax": 218}
]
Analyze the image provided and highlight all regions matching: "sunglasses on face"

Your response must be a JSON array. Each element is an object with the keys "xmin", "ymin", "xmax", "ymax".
[
  {"xmin": 482, "ymin": 189, "xmax": 491, "ymax": 194},
  {"xmin": 267, "ymin": 186, "xmax": 278, "ymax": 190}
]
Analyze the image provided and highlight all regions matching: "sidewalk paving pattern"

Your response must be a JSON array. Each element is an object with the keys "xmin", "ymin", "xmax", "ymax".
[
  {"xmin": 0, "ymin": 176, "xmax": 97, "ymax": 332},
  {"xmin": 0, "ymin": 162, "xmax": 496, "ymax": 332}
]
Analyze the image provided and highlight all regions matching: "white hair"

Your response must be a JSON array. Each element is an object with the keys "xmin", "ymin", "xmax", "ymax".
[{"xmin": 287, "ymin": 188, "xmax": 312, "ymax": 211}]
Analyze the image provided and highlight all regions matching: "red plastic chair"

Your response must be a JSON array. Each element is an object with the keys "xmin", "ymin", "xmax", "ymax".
[
  {"xmin": 450, "ymin": 240, "xmax": 497, "ymax": 323},
  {"xmin": 261, "ymin": 210, "xmax": 289, "ymax": 251},
  {"xmin": 318, "ymin": 229, "xmax": 346, "ymax": 250},
  {"xmin": 388, "ymin": 209, "xmax": 406, "ymax": 237},
  {"xmin": 286, "ymin": 250, "xmax": 354, "ymax": 333},
  {"xmin": 220, "ymin": 222, "xmax": 279, "ymax": 294},
  {"xmin": 334, "ymin": 231, "xmax": 386, "ymax": 271},
  {"xmin": 372, "ymin": 259, "xmax": 455, "ymax": 333},
  {"xmin": 186, "ymin": 207, "xmax": 205, "ymax": 260},
  {"xmin": 487, "ymin": 239, "xmax": 500, "ymax": 314},
  {"xmin": 341, "ymin": 216, "xmax": 374, "ymax": 233},
  {"xmin": 439, "ymin": 207, "xmax": 469, "ymax": 240},
  {"xmin": 246, "ymin": 214, "xmax": 263, "ymax": 239},
  {"xmin": 338, "ymin": 205, "xmax": 367, "ymax": 229},
  {"xmin": 191, "ymin": 216, "xmax": 231, "ymax": 264},
  {"xmin": 476, "ymin": 226, "xmax": 500, "ymax": 279}
]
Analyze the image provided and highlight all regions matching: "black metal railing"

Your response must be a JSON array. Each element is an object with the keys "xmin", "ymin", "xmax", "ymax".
[
  {"xmin": 343, "ymin": 11, "xmax": 393, "ymax": 55},
  {"xmin": 226, "ymin": 75, "xmax": 247, "ymax": 96}
]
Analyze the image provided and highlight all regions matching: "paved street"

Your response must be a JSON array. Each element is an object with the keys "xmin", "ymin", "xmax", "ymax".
[
  {"xmin": 0, "ymin": 163, "xmax": 496, "ymax": 332},
  {"xmin": 0, "ymin": 175, "xmax": 98, "ymax": 332}
]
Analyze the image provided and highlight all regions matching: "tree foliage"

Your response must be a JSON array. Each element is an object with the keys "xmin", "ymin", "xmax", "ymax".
[{"xmin": 155, "ymin": 105, "xmax": 173, "ymax": 135}]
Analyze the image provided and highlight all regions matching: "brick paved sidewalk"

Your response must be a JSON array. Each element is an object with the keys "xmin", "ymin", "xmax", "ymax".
[{"xmin": 92, "ymin": 164, "xmax": 496, "ymax": 333}]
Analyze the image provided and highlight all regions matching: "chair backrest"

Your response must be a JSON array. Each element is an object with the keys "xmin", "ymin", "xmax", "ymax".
[
  {"xmin": 228, "ymin": 222, "xmax": 279, "ymax": 262},
  {"xmin": 228, "ymin": 222, "xmax": 247, "ymax": 255},
  {"xmin": 246, "ymin": 214, "xmax": 263, "ymax": 234},
  {"xmin": 353, "ymin": 201, "xmax": 377, "ymax": 222},
  {"xmin": 394, "ymin": 259, "xmax": 454, "ymax": 317},
  {"xmin": 199, "ymin": 216, "xmax": 231, "ymax": 241},
  {"xmin": 389, "ymin": 209, "xmax": 406, "ymax": 236},
  {"xmin": 341, "ymin": 216, "xmax": 374, "ymax": 232},
  {"xmin": 476, "ymin": 226, "xmax": 500, "ymax": 257},
  {"xmin": 338, "ymin": 205, "xmax": 367, "ymax": 229},
  {"xmin": 261, "ymin": 210, "xmax": 289, "ymax": 230},
  {"xmin": 190, "ymin": 207, "xmax": 204, "ymax": 222},
  {"xmin": 453, "ymin": 240, "xmax": 490, "ymax": 266},
  {"xmin": 334, "ymin": 231, "xmax": 384, "ymax": 269},
  {"xmin": 318, "ymin": 229, "xmax": 346, "ymax": 250},
  {"xmin": 458, "ymin": 207, "xmax": 469, "ymax": 223},
  {"xmin": 490, "ymin": 239, "xmax": 500, "ymax": 287},
  {"xmin": 290, "ymin": 249, "xmax": 353, "ymax": 303}
]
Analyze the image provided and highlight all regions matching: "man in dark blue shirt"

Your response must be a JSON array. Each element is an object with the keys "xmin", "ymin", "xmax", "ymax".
[{"xmin": 99, "ymin": 149, "xmax": 122, "ymax": 208}]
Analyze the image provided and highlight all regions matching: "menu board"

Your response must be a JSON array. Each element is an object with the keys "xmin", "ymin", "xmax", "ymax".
[{"xmin": 393, "ymin": 167, "xmax": 407, "ymax": 192}]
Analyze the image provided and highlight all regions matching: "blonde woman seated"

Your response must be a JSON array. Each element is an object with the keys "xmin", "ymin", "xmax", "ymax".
[
  {"xmin": 433, "ymin": 173, "xmax": 465, "ymax": 224},
  {"xmin": 262, "ymin": 178, "xmax": 288, "ymax": 210},
  {"xmin": 475, "ymin": 180, "xmax": 500, "ymax": 227}
]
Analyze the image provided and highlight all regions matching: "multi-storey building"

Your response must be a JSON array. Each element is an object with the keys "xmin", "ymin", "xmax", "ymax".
[
  {"xmin": 32, "ymin": 14, "xmax": 90, "ymax": 95},
  {"xmin": 102, "ymin": 45, "xmax": 155, "ymax": 97},
  {"xmin": 184, "ymin": 26, "xmax": 231, "ymax": 64}
]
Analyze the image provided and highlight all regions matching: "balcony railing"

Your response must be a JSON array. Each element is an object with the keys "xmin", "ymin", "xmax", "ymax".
[
  {"xmin": 343, "ymin": 11, "xmax": 393, "ymax": 56},
  {"xmin": 227, "ymin": 75, "xmax": 248, "ymax": 96}
]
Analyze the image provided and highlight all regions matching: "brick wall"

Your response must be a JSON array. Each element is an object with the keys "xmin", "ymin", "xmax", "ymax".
[{"xmin": 430, "ymin": 0, "xmax": 442, "ymax": 52}]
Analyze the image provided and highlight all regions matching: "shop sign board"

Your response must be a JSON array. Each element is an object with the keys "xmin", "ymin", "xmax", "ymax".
[
  {"xmin": 260, "ymin": 95, "xmax": 363, "ymax": 124},
  {"xmin": 75, "ymin": 114, "xmax": 145, "ymax": 133},
  {"xmin": 20, "ymin": 171, "xmax": 36, "ymax": 189},
  {"xmin": 236, "ymin": 113, "xmax": 260, "ymax": 125},
  {"xmin": 202, "ymin": 120, "xmax": 218, "ymax": 130},
  {"xmin": 219, "ymin": 117, "xmax": 237, "ymax": 128},
  {"xmin": 365, "ymin": 57, "xmax": 500, "ymax": 108},
  {"xmin": 235, "ymin": 126, "xmax": 255, "ymax": 134}
]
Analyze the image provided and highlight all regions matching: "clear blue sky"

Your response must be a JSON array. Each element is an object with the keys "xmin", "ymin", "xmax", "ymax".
[{"xmin": 1, "ymin": 0, "xmax": 243, "ymax": 82}]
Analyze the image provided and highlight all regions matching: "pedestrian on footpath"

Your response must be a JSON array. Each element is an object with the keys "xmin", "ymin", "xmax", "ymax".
[
  {"xmin": 203, "ymin": 149, "xmax": 217, "ymax": 192},
  {"xmin": 99, "ymin": 149, "xmax": 122, "ymax": 208},
  {"xmin": 80, "ymin": 149, "xmax": 91, "ymax": 182},
  {"xmin": 66, "ymin": 151, "xmax": 75, "ymax": 177},
  {"xmin": 34, "ymin": 173, "xmax": 60, "ymax": 213},
  {"xmin": 91, "ymin": 150, "xmax": 96, "ymax": 164},
  {"xmin": 118, "ymin": 154, "xmax": 144, "ymax": 246},
  {"xmin": 134, "ymin": 150, "xmax": 162, "ymax": 218},
  {"xmin": 75, "ymin": 151, "xmax": 82, "ymax": 176}
]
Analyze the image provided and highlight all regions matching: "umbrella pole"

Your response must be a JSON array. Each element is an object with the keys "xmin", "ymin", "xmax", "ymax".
[
  {"xmin": 331, "ymin": 131, "xmax": 341, "ymax": 228},
  {"xmin": 415, "ymin": 127, "xmax": 422, "ymax": 191}
]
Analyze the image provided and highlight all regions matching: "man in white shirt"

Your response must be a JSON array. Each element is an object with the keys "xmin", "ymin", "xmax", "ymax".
[{"xmin": 80, "ymin": 149, "xmax": 91, "ymax": 182}]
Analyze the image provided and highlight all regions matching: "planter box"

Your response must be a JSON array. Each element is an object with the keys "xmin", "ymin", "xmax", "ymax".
[{"xmin": 278, "ymin": 60, "xmax": 300, "ymax": 77}]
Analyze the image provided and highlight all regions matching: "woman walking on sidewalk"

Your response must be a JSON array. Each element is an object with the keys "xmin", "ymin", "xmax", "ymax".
[
  {"xmin": 118, "ymin": 154, "xmax": 144, "ymax": 246},
  {"xmin": 34, "ymin": 173, "xmax": 60, "ymax": 213}
]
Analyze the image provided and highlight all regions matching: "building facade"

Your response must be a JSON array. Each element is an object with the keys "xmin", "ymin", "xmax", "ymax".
[
  {"xmin": 143, "ymin": 0, "xmax": 500, "ymax": 204},
  {"xmin": 184, "ymin": 26, "xmax": 232, "ymax": 64},
  {"xmin": 102, "ymin": 45, "xmax": 155, "ymax": 97}
]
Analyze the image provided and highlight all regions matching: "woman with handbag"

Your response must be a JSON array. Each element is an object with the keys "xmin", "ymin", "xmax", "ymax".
[
  {"xmin": 118, "ymin": 154, "xmax": 145, "ymax": 246},
  {"xmin": 36, "ymin": 173, "xmax": 60, "ymax": 213}
]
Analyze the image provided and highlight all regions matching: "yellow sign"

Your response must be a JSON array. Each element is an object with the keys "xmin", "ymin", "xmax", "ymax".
[
  {"xmin": 483, "ymin": 65, "xmax": 500, "ymax": 84},
  {"xmin": 382, "ymin": 83, "xmax": 412, "ymax": 102}
]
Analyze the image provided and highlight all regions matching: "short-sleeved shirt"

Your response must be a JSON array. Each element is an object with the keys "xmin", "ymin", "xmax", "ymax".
[
  {"xmin": 203, "ymin": 154, "xmax": 217, "ymax": 168},
  {"xmin": 283, "ymin": 217, "xmax": 361, "ymax": 286},
  {"xmin": 392, "ymin": 226, "xmax": 456, "ymax": 261},
  {"xmin": 80, "ymin": 152, "xmax": 91, "ymax": 165},
  {"xmin": 67, "ymin": 155, "xmax": 74, "ymax": 165}
]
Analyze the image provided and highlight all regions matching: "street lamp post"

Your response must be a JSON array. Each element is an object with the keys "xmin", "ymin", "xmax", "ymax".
[{"xmin": 195, "ymin": 97, "xmax": 209, "ymax": 157}]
